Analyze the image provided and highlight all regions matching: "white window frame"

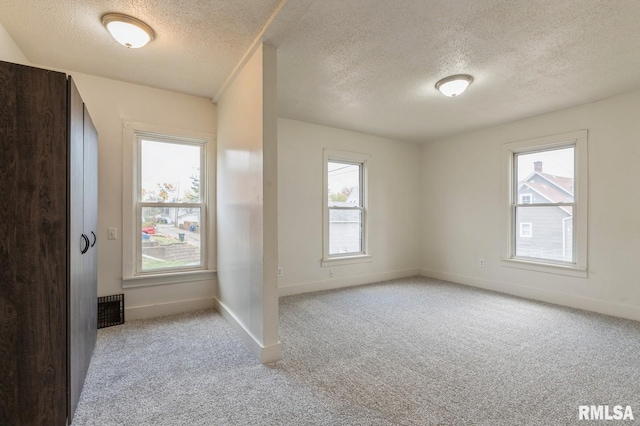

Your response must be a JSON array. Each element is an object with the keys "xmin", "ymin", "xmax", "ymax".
[
  {"xmin": 501, "ymin": 130, "xmax": 588, "ymax": 278},
  {"xmin": 519, "ymin": 222, "xmax": 532, "ymax": 238},
  {"xmin": 322, "ymin": 149, "xmax": 372, "ymax": 267},
  {"xmin": 122, "ymin": 121, "xmax": 216, "ymax": 287}
]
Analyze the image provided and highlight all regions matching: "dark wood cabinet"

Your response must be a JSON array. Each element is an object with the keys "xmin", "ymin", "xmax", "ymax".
[{"xmin": 0, "ymin": 61, "xmax": 98, "ymax": 425}]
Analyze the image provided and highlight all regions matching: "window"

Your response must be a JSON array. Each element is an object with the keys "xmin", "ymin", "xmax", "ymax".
[
  {"xmin": 502, "ymin": 130, "xmax": 588, "ymax": 276},
  {"xmin": 519, "ymin": 194, "xmax": 532, "ymax": 204},
  {"xmin": 122, "ymin": 121, "xmax": 215, "ymax": 285},
  {"xmin": 322, "ymin": 149, "xmax": 371, "ymax": 266},
  {"xmin": 138, "ymin": 137, "xmax": 205, "ymax": 273},
  {"xmin": 519, "ymin": 223, "xmax": 532, "ymax": 238}
]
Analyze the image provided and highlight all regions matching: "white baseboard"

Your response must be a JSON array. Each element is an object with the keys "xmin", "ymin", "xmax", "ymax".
[
  {"xmin": 420, "ymin": 268, "xmax": 640, "ymax": 322},
  {"xmin": 214, "ymin": 298, "xmax": 282, "ymax": 363},
  {"xmin": 279, "ymin": 268, "xmax": 421, "ymax": 297},
  {"xmin": 125, "ymin": 297, "xmax": 216, "ymax": 321}
]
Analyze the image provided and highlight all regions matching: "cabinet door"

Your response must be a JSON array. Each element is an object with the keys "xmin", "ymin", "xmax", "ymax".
[
  {"xmin": 0, "ymin": 61, "xmax": 68, "ymax": 425},
  {"xmin": 68, "ymin": 81, "xmax": 98, "ymax": 423},
  {"xmin": 84, "ymin": 106, "xmax": 98, "ymax": 340},
  {"xmin": 83, "ymin": 103, "xmax": 98, "ymax": 358},
  {"xmin": 68, "ymin": 77, "xmax": 86, "ymax": 422}
]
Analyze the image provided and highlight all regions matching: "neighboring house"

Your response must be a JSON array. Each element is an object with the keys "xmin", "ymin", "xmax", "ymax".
[
  {"xmin": 516, "ymin": 161, "xmax": 573, "ymax": 262},
  {"xmin": 345, "ymin": 186, "xmax": 359, "ymax": 205},
  {"xmin": 178, "ymin": 212, "xmax": 200, "ymax": 228},
  {"xmin": 148, "ymin": 209, "xmax": 199, "ymax": 227}
]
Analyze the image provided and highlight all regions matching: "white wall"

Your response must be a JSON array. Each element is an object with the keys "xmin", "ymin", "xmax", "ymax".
[
  {"xmin": 68, "ymin": 73, "xmax": 217, "ymax": 319},
  {"xmin": 278, "ymin": 118, "xmax": 422, "ymax": 296},
  {"xmin": 420, "ymin": 89, "xmax": 640, "ymax": 321},
  {"xmin": 0, "ymin": 23, "xmax": 29, "ymax": 64},
  {"xmin": 216, "ymin": 44, "xmax": 280, "ymax": 362}
]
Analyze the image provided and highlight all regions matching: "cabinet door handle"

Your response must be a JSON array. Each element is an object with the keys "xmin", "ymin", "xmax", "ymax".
[
  {"xmin": 81, "ymin": 234, "xmax": 90, "ymax": 254},
  {"xmin": 91, "ymin": 231, "xmax": 97, "ymax": 247}
]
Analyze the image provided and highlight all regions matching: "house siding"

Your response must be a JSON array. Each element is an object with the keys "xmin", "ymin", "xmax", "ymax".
[{"xmin": 516, "ymin": 205, "xmax": 572, "ymax": 262}]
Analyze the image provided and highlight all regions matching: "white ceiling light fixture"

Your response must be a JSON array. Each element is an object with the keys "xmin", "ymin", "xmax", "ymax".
[
  {"xmin": 435, "ymin": 74, "xmax": 474, "ymax": 97},
  {"xmin": 102, "ymin": 13, "xmax": 155, "ymax": 48}
]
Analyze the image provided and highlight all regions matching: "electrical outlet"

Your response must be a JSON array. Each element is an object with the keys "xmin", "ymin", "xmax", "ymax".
[
  {"xmin": 108, "ymin": 228, "xmax": 117, "ymax": 240},
  {"xmin": 329, "ymin": 269, "xmax": 334, "ymax": 278},
  {"xmin": 479, "ymin": 258, "xmax": 485, "ymax": 268},
  {"xmin": 277, "ymin": 267, "xmax": 283, "ymax": 277}
]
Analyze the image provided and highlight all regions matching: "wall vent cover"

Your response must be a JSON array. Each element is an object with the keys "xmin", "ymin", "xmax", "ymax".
[{"xmin": 98, "ymin": 294, "xmax": 124, "ymax": 328}]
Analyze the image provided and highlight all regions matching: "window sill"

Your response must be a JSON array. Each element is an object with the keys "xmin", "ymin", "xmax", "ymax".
[
  {"xmin": 501, "ymin": 258, "xmax": 587, "ymax": 278},
  {"xmin": 321, "ymin": 255, "xmax": 372, "ymax": 267},
  {"xmin": 122, "ymin": 269, "xmax": 217, "ymax": 289}
]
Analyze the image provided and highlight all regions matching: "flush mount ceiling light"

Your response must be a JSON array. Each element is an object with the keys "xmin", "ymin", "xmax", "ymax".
[
  {"xmin": 435, "ymin": 74, "xmax": 474, "ymax": 97},
  {"xmin": 101, "ymin": 13, "xmax": 155, "ymax": 48}
]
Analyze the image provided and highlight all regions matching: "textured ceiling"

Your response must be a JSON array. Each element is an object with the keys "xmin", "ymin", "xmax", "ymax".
[
  {"xmin": 277, "ymin": 0, "xmax": 640, "ymax": 142},
  {"xmin": 3, "ymin": 1, "xmax": 640, "ymax": 143},
  {"xmin": 0, "ymin": 0, "xmax": 282, "ymax": 97}
]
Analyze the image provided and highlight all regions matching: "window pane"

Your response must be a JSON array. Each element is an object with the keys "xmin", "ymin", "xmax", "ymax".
[
  {"xmin": 516, "ymin": 147, "xmax": 574, "ymax": 204},
  {"xmin": 329, "ymin": 208, "xmax": 362, "ymax": 255},
  {"xmin": 141, "ymin": 140, "xmax": 201, "ymax": 202},
  {"xmin": 328, "ymin": 161, "xmax": 361, "ymax": 207},
  {"xmin": 141, "ymin": 207, "xmax": 202, "ymax": 271},
  {"xmin": 515, "ymin": 206, "xmax": 573, "ymax": 263}
]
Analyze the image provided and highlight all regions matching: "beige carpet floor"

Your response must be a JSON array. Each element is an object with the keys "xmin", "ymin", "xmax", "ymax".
[{"xmin": 72, "ymin": 277, "xmax": 640, "ymax": 425}]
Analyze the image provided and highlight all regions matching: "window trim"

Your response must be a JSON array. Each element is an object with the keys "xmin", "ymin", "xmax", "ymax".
[
  {"xmin": 322, "ymin": 149, "xmax": 372, "ymax": 267},
  {"xmin": 501, "ymin": 130, "xmax": 588, "ymax": 278},
  {"xmin": 122, "ymin": 121, "xmax": 216, "ymax": 287}
]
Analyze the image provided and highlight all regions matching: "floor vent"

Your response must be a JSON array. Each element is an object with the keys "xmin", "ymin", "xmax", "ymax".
[{"xmin": 98, "ymin": 294, "xmax": 124, "ymax": 329}]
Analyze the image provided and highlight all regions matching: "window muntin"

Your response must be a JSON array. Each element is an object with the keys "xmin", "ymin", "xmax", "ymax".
[{"xmin": 137, "ymin": 136, "xmax": 206, "ymax": 274}]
